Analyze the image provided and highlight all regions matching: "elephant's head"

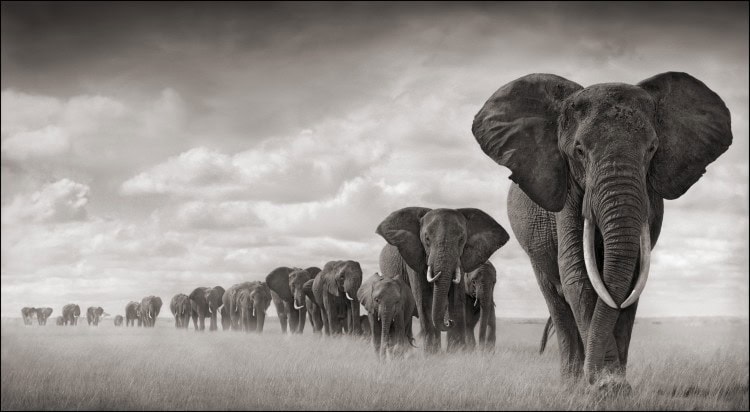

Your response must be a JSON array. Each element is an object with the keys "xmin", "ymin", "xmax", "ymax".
[
  {"xmin": 73, "ymin": 305, "xmax": 81, "ymax": 317},
  {"xmin": 472, "ymin": 72, "xmax": 732, "ymax": 381},
  {"xmin": 288, "ymin": 268, "xmax": 313, "ymax": 310},
  {"xmin": 249, "ymin": 283, "xmax": 272, "ymax": 332},
  {"xmin": 135, "ymin": 303, "xmax": 142, "ymax": 318},
  {"xmin": 376, "ymin": 207, "xmax": 509, "ymax": 332},
  {"xmin": 465, "ymin": 262, "xmax": 496, "ymax": 309},
  {"xmin": 321, "ymin": 260, "xmax": 362, "ymax": 302}
]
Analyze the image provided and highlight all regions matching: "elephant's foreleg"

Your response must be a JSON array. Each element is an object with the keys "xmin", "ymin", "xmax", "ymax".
[
  {"xmin": 323, "ymin": 296, "xmax": 338, "ymax": 336},
  {"xmin": 613, "ymin": 300, "xmax": 638, "ymax": 376},
  {"xmin": 464, "ymin": 300, "xmax": 479, "ymax": 350},
  {"xmin": 407, "ymin": 267, "xmax": 437, "ymax": 353},
  {"xmin": 297, "ymin": 308, "xmax": 307, "ymax": 334},
  {"xmin": 371, "ymin": 314, "xmax": 382, "ymax": 358}
]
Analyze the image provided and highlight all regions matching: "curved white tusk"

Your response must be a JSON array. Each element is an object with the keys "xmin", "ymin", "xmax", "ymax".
[
  {"xmin": 345, "ymin": 292, "xmax": 355, "ymax": 301},
  {"xmin": 377, "ymin": 272, "xmax": 382, "ymax": 277},
  {"xmin": 583, "ymin": 218, "xmax": 618, "ymax": 309},
  {"xmin": 474, "ymin": 297, "xmax": 478, "ymax": 307},
  {"xmin": 252, "ymin": 307, "xmax": 255, "ymax": 317},
  {"xmin": 294, "ymin": 301, "xmax": 304, "ymax": 310},
  {"xmin": 621, "ymin": 224, "xmax": 651, "ymax": 309},
  {"xmin": 453, "ymin": 262, "xmax": 461, "ymax": 284},
  {"xmin": 426, "ymin": 266, "xmax": 441, "ymax": 283}
]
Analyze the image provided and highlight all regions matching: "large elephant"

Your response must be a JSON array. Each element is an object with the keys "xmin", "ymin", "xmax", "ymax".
[
  {"xmin": 539, "ymin": 316, "xmax": 556, "ymax": 354},
  {"xmin": 35, "ymin": 307, "xmax": 53, "ymax": 325},
  {"xmin": 472, "ymin": 72, "xmax": 732, "ymax": 387},
  {"xmin": 86, "ymin": 307, "xmax": 105, "ymax": 326},
  {"xmin": 312, "ymin": 260, "xmax": 363, "ymax": 336},
  {"xmin": 377, "ymin": 208, "xmax": 509, "ymax": 353},
  {"xmin": 266, "ymin": 267, "xmax": 320, "ymax": 334},
  {"xmin": 21, "ymin": 307, "xmax": 36, "ymax": 325},
  {"xmin": 62, "ymin": 304, "xmax": 81, "ymax": 326},
  {"xmin": 55, "ymin": 316, "xmax": 64, "ymax": 326},
  {"xmin": 125, "ymin": 301, "xmax": 142, "ymax": 327},
  {"xmin": 464, "ymin": 262, "xmax": 497, "ymax": 351},
  {"xmin": 140, "ymin": 296, "xmax": 162, "ymax": 328},
  {"xmin": 170, "ymin": 294, "xmax": 192, "ymax": 329},
  {"xmin": 189, "ymin": 286, "xmax": 225, "ymax": 331},
  {"xmin": 235, "ymin": 283, "xmax": 272, "ymax": 333},
  {"xmin": 358, "ymin": 272, "xmax": 416, "ymax": 359},
  {"xmin": 114, "ymin": 315, "xmax": 124, "ymax": 327}
]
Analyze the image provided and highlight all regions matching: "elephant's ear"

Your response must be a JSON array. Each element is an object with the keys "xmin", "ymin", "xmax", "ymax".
[
  {"xmin": 305, "ymin": 266, "xmax": 322, "ymax": 278},
  {"xmin": 376, "ymin": 207, "xmax": 431, "ymax": 273},
  {"xmin": 265, "ymin": 267, "xmax": 294, "ymax": 301},
  {"xmin": 213, "ymin": 286, "xmax": 225, "ymax": 300},
  {"xmin": 638, "ymin": 72, "xmax": 733, "ymax": 199},
  {"xmin": 472, "ymin": 73, "xmax": 582, "ymax": 212},
  {"xmin": 302, "ymin": 279, "xmax": 315, "ymax": 301},
  {"xmin": 458, "ymin": 208, "xmax": 510, "ymax": 273},
  {"xmin": 324, "ymin": 261, "xmax": 343, "ymax": 296}
]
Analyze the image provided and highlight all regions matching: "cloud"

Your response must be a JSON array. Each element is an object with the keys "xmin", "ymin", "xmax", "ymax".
[
  {"xmin": 1, "ymin": 125, "xmax": 70, "ymax": 161},
  {"xmin": 1, "ymin": 178, "xmax": 89, "ymax": 224}
]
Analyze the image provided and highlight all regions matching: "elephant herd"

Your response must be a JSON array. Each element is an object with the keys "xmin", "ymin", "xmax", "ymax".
[{"xmin": 17, "ymin": 72, "xmax": 732, "ymax": 390}]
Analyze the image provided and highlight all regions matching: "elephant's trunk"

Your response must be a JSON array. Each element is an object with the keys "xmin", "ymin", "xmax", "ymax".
[
  {"xmin": 583, "ymin": 169, "xmax": 648, "ymax": 383},
  {"xmin": 256, "ymin": 305, "xmax": 265, "ymax": 333},
  {"xmin": 431, "ymin": 264, "xmax": 454, "ymax": 332},
  {"xmin": 478, "ymin": 283, "xmax": 493, "ymax": 344},
  {"xmin": 209, "ymin": 305, "xmax": 218, "ymax": 331},
  {"xmin": 379, "ymin": 307, "xmax": 394, "ymax": 359}
]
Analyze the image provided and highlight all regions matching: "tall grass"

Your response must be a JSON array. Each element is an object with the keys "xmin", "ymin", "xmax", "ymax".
[{"xmin": 1, "ymin": 318, "xmax": 747, "ymax": 410}]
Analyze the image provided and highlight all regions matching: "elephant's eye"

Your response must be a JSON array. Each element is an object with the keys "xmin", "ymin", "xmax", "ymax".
[
  {"xmin": 648, "ymin": 142, "xmax": 657, "ymax": 155},
  {"xmin": 574, "ymin": 143, "xmax": 585, "ymax": 159}
]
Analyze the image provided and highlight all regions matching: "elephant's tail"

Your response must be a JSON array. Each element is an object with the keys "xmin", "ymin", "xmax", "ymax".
[{"xmin": 539, "ymin": 316, "xmax": 555, "ymax": 354}]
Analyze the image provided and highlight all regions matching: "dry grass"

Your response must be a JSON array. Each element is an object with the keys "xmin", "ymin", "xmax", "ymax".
[{"xmin": 1, "ymin": 317, "xmax": 747, "ymax": 410}]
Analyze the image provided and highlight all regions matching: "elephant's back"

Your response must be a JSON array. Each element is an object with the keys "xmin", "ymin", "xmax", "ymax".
[{"xmin": 379, "ymin": 244, "xmax": 408, "ymax": 281}]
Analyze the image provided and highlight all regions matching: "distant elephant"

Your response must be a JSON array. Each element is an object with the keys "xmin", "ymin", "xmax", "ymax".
[
  {"xmin": 170, "ymin": 294, "xmax": 192, "ymax": 329},
  {"xmin": 86, "ymin": 307, "xmax": 105, "ymax": 326},
  {"xmin": 223, "ymin": 282, "xmax": 269, "ymax": 331},
  {"xmin": 472, "ymin": 72, "xmax": 733, "ymax": 386},
  {"xmin": 235, "ymin": 283, "xmax": 272, "ymax": 333},
  {"xmin": 377, "ymin": 208, "xmax": 509, "ymax": 353},
  {"xmin": 358, "ymin": 272, "xmax": 416, "ymax": 359},
  {"xmin": 464, "ymin": 262, "xmax": 497, "ymax": 351},
  {"xmin": 35, "ymin": 307, "xmax": 53, "ymax": 325},
  {"xmin": 312, "ymin": 260, "xmax": 363, "ymax": 336},
  {"xmin": 21, "ymin": 307, "xmax": 36, "ymax": 325},
  {"xmin": 62, "ymin": 304, "xmax": 81, "ymax": 326},
  {"xmin": 140, "ymin": 296, "xmax": 162, "ymax": 328},
  {"xmin": 55, "ymin": 316, "xmax": 64, "ymax": 326},
  {"xmin": 189, "ymin": 286, "xmax": 225, "ymax": 331},
  {"xmin": 114, "ymin": 315, "xmax": 124, "ymax": 327},
  {"xmin": 266, "ymin": 267, "xmax": 320, "ymax": 334},
  {"xmin": 539, "ymin": 316, "xmax": 556, "ymax": 354},
  {"xmin": 125, "ymin": 301, "xmax": 142, "ymax": 327}
]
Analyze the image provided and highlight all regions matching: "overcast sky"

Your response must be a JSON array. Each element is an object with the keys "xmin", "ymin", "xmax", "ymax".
[{"xmin": 1, "ymin": 2, "xmax": 747, "ymax": 319}]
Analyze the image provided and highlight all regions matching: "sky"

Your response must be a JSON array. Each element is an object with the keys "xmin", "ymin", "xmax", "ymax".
[{"xmin": 1, "ymin": 2, "xmax": 747, "ymax": 319}]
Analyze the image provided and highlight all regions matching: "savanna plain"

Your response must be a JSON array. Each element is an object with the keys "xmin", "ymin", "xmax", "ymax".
[{"xmin": 1, "ymin": 317, "xmax": 747, "ymax": 410}]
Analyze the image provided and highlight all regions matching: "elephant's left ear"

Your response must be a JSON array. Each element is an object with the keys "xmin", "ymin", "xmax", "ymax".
[
  {"xmin": 638, "ymin": 72, "xmax": 733, "ymax": 199},
  {"xmin": 458, "ymin": 208, "xmax": 510, "ymax": 273},
  {"xmin": 302, "ymin": 279, "xmax": 315, "ymax": 300}
]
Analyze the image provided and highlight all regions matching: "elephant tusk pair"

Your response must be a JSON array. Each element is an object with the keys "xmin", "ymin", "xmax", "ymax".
[
  {"xmin": 345, "ymin": 292, "xmax": 355, "ymax": 301},
  {"xmin": 583, "ymin": 219, "xmax": 651, "ymax": 310},
  {"xmin": 426, "ymin": 266, "xmax": 441, "ymax": 283},
  {"xmin": 426, "ymin": 264, "xmax": 461, "ymax": 284}
]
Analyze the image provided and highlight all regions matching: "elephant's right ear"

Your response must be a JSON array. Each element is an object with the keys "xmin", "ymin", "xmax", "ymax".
[
  {"xmin": 472, "ymin": 73, "xmax": 582, "ymax": 212},
  {"xmin": 265, "ymin": 267, "xmax": 294, "ymax": 301},
  {"xmin": 376, "ymin": 207, "xmax": 432, "ymax": 273},
  {"xmin": 305, "ymin": 267, "xmax": 322, "ymax": 278}
]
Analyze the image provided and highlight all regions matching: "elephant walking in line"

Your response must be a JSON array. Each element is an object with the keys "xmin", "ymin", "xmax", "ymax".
[
  {"xmin": 55, "ymin": 316, "xmax": 64, "ymax": 326},
  {"xmin": 377, "ymin": 208, "xmax": 509, "ymax": 353},
  {"xmin": 358, "ymin": 272, "xmax": 417, "ymax": 359},
  {"xmin": 62, "ymin": 304, "xmax": 81, "ymax": 326},
  {"xmin": 464, "ymin": 262, "xmax": 497, "ymax": 351},
  {"xmin": 223, "ymin": 282, "xmax": 271, "ymax": 332},
  {"xmin": 140, "ymin": 296, "xmax": 162, "ymax": 328},
  {"xmin": 266, "ymin": 267, "xmax": 320, "ymax": 334},
  {"xmin": 35, "ymin": 307, "xmax": 53, "ymax": 325},
  {"xmin": 114, "ymin": 315, "xmax": 124, "ymax": 327},
  {"xmin": 189, "ymin": 286, "xmax": 225, "ymax": 331},
  {"xmin": 539, "ymin": 316, "xmax": 556, "ymax": 354},
  {"xmin": 86, "ymin": 307, "xmax": 106, "ymax": 326},
  {"xmin": 125, "ymin": 301, "xmax": 142, "ymax": 327},
  {"xmin": 312, "ymin": 260, "xmax": 363, "ymax": 336},
  {"xmin": 472, "ymin": 72, "xmax": 732, "ymax": 387},
  {"xmin": 235, "ymin": 283, "xmax": 272, "ymax": 333},
  {"xmin": 170, "ymin": 294, "xmax": 192, "ymax": 329},
  {"xmin": 21, "ymin": 307, "xmax": 36, "ymax": 325}
]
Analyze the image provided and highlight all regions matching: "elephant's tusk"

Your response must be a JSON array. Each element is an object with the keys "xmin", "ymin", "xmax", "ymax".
[
  {"xmin": 252, "ymin": 307, "xmax": 255, "ymax": 317},
  {"xmin": 583, "ymin": 218, "xmax": 618, "ymax": 309},
  {"xmin": 345, "ymin": 292, "xmax": 355, "ymax": 301},
  {"xmin": 474, "ymin": 297, "xmax": 478, "ymax": 307},
  {"xmin": 377, "ymin": 272, "xmax": 383, "ymax": 277},
  {"xmin": 426, "ymin": 266, "xmax": 441, "ymax": 283},
  {"xmin": 453, "ymin": 262, "xmax": 461, "ymax": 284},
  {"xmin": 294, "ymin": 301, "xmax": 304, "ymax": 310},
  {"xmin": 621, "ymin": 224, "xmax": 651, "ymax": 309}
]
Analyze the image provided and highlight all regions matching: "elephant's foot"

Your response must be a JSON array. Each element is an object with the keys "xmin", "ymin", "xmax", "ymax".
[{"xmin": 587, "ymin": 373, "xmax": 632, "ymax": 398}]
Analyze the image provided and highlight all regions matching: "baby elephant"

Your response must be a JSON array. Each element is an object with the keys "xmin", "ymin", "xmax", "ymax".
[
  {"xmin": 114, "ymin": 315, "xmax": 124, "ymax": 327},
  {"xmin": 464, "ymin": 262, "xmax": 497, "ymax": 351},
  {"xmin": 357, "ymin": 272, "xmax": 416, "ymax": 360}
]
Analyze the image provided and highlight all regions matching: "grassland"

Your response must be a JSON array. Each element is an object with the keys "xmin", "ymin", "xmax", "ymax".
[{"xmin": 1, "ymin": 317, "xmax": 747, "ymax": 410}]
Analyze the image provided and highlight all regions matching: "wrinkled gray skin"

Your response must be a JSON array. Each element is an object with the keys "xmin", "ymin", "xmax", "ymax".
[
  {"xmin": 359, "ymin": 314, "xmax": 371, "ymax": 338},
  {"xmin": 464, "ymin": 262, "xmax": 497, "ymax": 351},
  {"xmin": 170, "ymin": 294, "xmax": 192, "ymax": 329},
  {"xmin": 21, "ymin": 307, "xmax": 36, "ymax": 326},
  {"xmin": 358, "ymin": 273, "xmax": 416, "ymax": 359},
  {"xmin": 540, "ymin": 317, "xmax": 556, "ymax": 354},
  {"xmin": 266, "ymin": 267, "xmax": 320, "ymax": 334},
  {"xmin": 301, "ymin": 268, "xmax": 323, "ymax": 334},
  {"xmin": 35, "ymin": 307, "xmax": 53, "ymax": 325},
  {"xmin": 472, "ymin": 72, "xmax": 732, "ymax": 386},
  {"xmin": 140, "ymin": 296, "xmax": 162, "ymax": 328},
  {"xmin": 114, "ymin": 315, "xmax": 124, "ymax": 327},
  {"xmin": 223, "ymin": 282, "xmax": 270, "ymax": 332},
  {"xmin": 189, "ymin": 286, "xmax": 225, "ymax": 331},
  {"xmin": 62, "ymin": 304, "xmax": 81, "ymax": 326},
  {"xmin": 55, "ymin": 316, "xmax": 64, "ymax": 326},
  {"xmin": 377, "ymin": 208, "xmax": 509, "ymax": 353},
  {"xmin": 312, "ymin": 260, "xmax": 363, "ymax": 336},
  {"xmin": 125, "ymin": 301, "xmax": 142, "ymax": 327},
  {"xmin": 86, "ymin": 307, "xmax": 105, "ymax": 326},
  {"xmin": 235, "ymin": 283, "xmax": 272, "ymax": 333}
]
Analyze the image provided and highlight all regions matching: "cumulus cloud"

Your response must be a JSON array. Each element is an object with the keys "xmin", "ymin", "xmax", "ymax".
[{"xmin": 1, "ymin": 178, "xmax": 89, "ymax": 224}]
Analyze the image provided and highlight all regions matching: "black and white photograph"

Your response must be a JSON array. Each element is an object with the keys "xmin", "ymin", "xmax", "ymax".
[{"xmin": 1, "ymin": 2, "xmax": 748, "ymax": 410}]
